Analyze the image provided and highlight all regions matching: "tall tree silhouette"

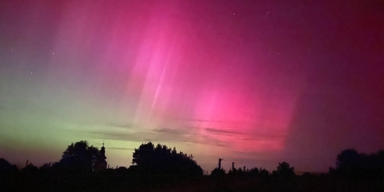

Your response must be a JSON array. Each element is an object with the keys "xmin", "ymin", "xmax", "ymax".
[{"xmin": 132, "ymin": 142, "xmax": 203, "ymax": 175}]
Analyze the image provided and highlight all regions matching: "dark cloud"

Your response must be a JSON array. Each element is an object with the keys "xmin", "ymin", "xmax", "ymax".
[
  {"xmin": 89, "ymin": 130, "xmax": 151, "ymax": 142},
  {"xmin": 108, "ymin": 121, "xmax": 134, "ymax": 129},
  {"xmin": 154, "ymin": 128, "xmax": 189, "ymax": 135},
  {"xmin": 108, "ymin": 147, "xmax": 135, "ymax": 151},
  {"xmin": 205, "ymin": 127, "xmax": 286, "ymax": 141},
  {"xmin": 204, "ymin": 128, "xmax": 243, "ymax": 135}
]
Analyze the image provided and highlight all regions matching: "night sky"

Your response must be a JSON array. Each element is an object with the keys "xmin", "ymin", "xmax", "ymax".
[{"xmin": 1, "ymin": 0, "xmax": 383, "ymax": 173}]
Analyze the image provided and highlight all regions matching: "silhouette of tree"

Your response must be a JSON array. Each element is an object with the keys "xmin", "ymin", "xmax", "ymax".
[
  {"xmin": 39, "ymin": 162, "xmax": 53, "ymax": 174},
  {"xmin": 249, "ymin": 167, "xmax": 259, "ymax": 177},
  {"xmin": 336, "ymin": 149, "xmax": 363, "ymax": 178},
  {"xmin": 301, "ymin": 172, "xmax": 314, "ymax": 178},
  {"xmin": 132, "ymin": 142, "xmax": 155, "ymax": 172},
  {"xmin": 210, "ymin": 168, "xmax": 226, "ymax": 177},
  {"xmin": 336, "ymin": 149, "xmax": 359, "ymax": 170},
  {"xmin": 21, "ymin": 163, "xmax": 38, "ymax": 174},
  {"xmin": 228, "ymin": 168, "xmax": 237, "ymax": 176},
  {"xmin": 0, "ymin": 158, "xmax": 18, "ymax": 174},
  {"xmin": 115, "ymin": 166, "xmax": 128, "ymax": 174},
  {"xmin": 132, "ymin": 142, "xmax": 203, "ymax": 175},
  {"xmin": 335, "ymin": 149, "xmax": 384, "ymax": 179},
  {"xmin": 237, "ymin": 167, "xmax": 244, "ymax": 175},
  {"xmin": 56, "ymin": 140, "xmax": 100, "ymax": 173},
  {"xmin": 276, "ymin": 162, "xmax": 295, "ymax": 178},
  {"xmin": 377, "ymin": 150, "xmax": 384, "ymax": 178},
  {"xmin": 258, "ymin": 168, "xmax": 270, "ymax": 180}
]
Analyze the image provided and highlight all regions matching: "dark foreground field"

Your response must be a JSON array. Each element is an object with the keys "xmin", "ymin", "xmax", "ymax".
[
  {"xmin": 1, "ymin": 173, "xmax": 383, "ymax": 192},
  {"xmin": 1, "ymin": 147, "xmax": 383, "ymax": 191}
]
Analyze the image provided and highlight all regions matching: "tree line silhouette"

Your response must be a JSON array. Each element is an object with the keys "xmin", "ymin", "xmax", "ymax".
[
  {"xmin": 1, "ymin": 141, "xmax": 383, "ymax": 191},
  {"xmin": 131, "ymin": 142, "xmax": 203, "ymax": 175}
]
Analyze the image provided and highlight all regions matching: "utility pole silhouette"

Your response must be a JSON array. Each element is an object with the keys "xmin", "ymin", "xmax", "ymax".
[
  {"xmin": 218, "ymin": 158, "xmax": 223, "ymax": 169},
  {"xmin": 232, "ymin": 162, "xmax": 235, "ymax": 171}
]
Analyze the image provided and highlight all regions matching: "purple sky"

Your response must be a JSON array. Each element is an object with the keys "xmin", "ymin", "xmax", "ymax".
[{"xmin": 0, "ymin": 0, "xmax": 383, "ymax": 173}]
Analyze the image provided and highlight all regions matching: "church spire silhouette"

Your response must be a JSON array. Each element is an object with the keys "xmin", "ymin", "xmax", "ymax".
[{"xmin": 94, "ymin": 141, "xmax": 107, "ymax": 172}]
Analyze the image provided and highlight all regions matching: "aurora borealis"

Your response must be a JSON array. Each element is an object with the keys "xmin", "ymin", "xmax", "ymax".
[{"xmin": 0, "ymin": 0, "xmax": 383, "ymax": 173}]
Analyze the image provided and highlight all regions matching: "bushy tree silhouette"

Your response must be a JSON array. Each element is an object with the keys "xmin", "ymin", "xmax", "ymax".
[
  {"xmin": 259, "ymin": 168, "xmax": 270, "ymax": 179},
  {"xmin": 335, "ymin": 149, "xmax": 384, "ymax": 179},
  {"xmin": 132, "ymin": 142, "xmax": 203, "ymax": 175},
  {"xmin": 55, "ymin": 140, "xmax": 100, "ymax": 173},
  {"xmin": 276, "ymin": 162, "xmax": 295, "ymax": 178},
  {"xmin": 336, "ymin": 149, "xmax": 359, "ymax": 170}
]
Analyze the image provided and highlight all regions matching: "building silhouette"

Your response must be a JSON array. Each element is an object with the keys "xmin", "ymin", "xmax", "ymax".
[{"xmin": 94, "ymin": 142, "xmax": 107, "ymax": 172}]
